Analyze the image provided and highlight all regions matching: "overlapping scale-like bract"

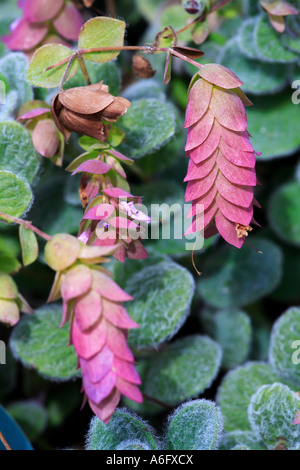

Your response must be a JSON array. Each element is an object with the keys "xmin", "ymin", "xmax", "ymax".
[{"xmin": 184, "ymin": 64, "xmax": 260, "ymax": 248}]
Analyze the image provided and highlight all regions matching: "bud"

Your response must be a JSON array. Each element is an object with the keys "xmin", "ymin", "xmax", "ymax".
[
  {"xmin": 183, "ymin": 0, "xmax": 203, "ymax": 14},
  {"xmin": 0, "ymin": 272, "xmax": 32, "ymax": 326},
  {"xmin": 51, "ymin": 83, "xmax": 131, "ymax": 141},
  {"xmin": 184, "ymin": 64, "xmax": 260, "ymax": 249}
]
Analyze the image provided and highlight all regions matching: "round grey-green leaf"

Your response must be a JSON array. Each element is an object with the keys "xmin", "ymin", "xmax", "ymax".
[
  {"xmin": 269, "ymin": 307, "xmax": 300, "ymax": 388},
  {"xmin": 118, "ymin": 99, "xmax": 176, "ymax": 158},
  {"xmin": 167, "ymin": 400, "xmax": 223, "ymax": 450},
  {"xmin": 248, "ymin": 383, "xmax": 300, "ymax": 450},
  {"xmin": 10, "ymin": 304, "xmax": 79, "ymax": 381},
  {"xmin": 268, "ymin": 182, "xmax": 300, "ymax": 246},
  {"xmin": 197, "ymin": 238, "xmax": 282, "ymax": 308},
  {"xmin": 7, "ymin": 400, "xmax": 48, "ymax": 441},
  {"xmin": 0, "ymin": 121, "xmax": 40, "ymax": 183},
  {"xmin": 220, "ymin": 430, "xmax": 266, "ymax": 450},
  {"xmin": 217, "ymin": 362, "xmax": 285, "ymax": 432},
  {"xmin": 124, "ymin": 261, "xmax": 195, "ymax": 349},
  {"xmin": 0, "ymin": 170, "xmax": 33, "ymax": 218},
  {"xmin": 86, "ymin": 410, "xmax": 158, "ymax": 450}
]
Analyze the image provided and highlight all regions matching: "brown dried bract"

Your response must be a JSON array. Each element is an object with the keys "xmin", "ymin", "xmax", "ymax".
[
  {"xmin": 51, "ymin": 82, "xmax": 131, "ymax": 141},
  {"xmin": 235, "ymin": 224, "xmax": 253, "ymax": 238},
  {"xmin": 132, "ymin": 54, "xmax": 156, "ymax": 79}
]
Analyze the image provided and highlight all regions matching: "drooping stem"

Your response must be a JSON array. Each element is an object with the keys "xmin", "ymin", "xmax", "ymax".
[
  {"xmin": 0, "ymin": 431, "xmax": 11, "ymax": 451},
  {"xmin": 0, "ymin": 212, "xmax": 52, "ymax": 241},
  {"xmin": 76, "ymin": 52, "xmax": 91, "ymax": 86},
  {"xmin": 170, "ymin": 48, "xmax": 202, "ymax": 69}
]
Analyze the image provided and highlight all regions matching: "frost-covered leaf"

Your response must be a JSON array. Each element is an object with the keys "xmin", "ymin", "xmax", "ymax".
[
  {"xmin": 269, "ymin": 307, "xmax": 300, "ymax": 387},
  {"xmin": 19, "ymin": 225, "xmax": 38, "ymax": 267},
  {"xmin": 0, "ymin": 170, "xmax": 33, "ymax": 218},
  {"xmin": 122, "ymin": 261, "xmax": 195, "ymax": 349},
  {"xmin": 248, "ymin": 383, "xmax": 300, "ymax": 450},
  {"xmin": 220, "ymin": 430, "xmax": 266, "ymax": 450},
  {"xmin": 254, "ymin": 15, "xmax": 298, "ymax": 63},
  {"xmin": 7, "ymin": 401, "xmax": 47, "ymax": 441},
  {"xmin": 0, "ymin": 53, "xmax": 33, "ymax": 110},
  {"xmin": 118, "ymin": 99, "xmax": 176, "ymax": 158},
  {"xmin": 200, "ymin": 309, "xmax": 252, "ymax": 370},
  {"xmin": 27, "ymin": 44, "xmax": 78, "ymax": 88},
  {"xmin": 239, "ymin": 17, "xmax": 260, "ymax": 59},
  {"xmin": 248, "ymin": 94, "xmax": 300, "ymax": 160},
  {"xmin": 10, "ymin": 304, "xmax": 79, "ymax": 381},
  {"xmin": 0, "ymin": 121, "xmax": 40, "ymax": 184},
  {"xmin": 167, "ymin": 400, "xmax": 223, "ymax": 450},
  {"xmin": 198, "ymin": 238, "xmax": 282, "ymax": 308},
  {"xmin": 86, "ymin": 410, "xmax": 158, "ymax": 450},
  {"xmin": 220, "ymin": 39, "xmax": 286, "ymax": 94},
  {"xmin": 78, "ymin": 17, "xmax": 125, "ymax": 64},
  {"xmin": 217, "ymin": 362, "xmax": 285, "ymax": 431},
  {"xmin": 122, "ymin": 80, "xmax": 166, "ymax": 102},
  {"xmin": 268, "ymin": 182, "xmax": 300, "ymax": 246},
  {"xmin": 136, "ymin": 335, "xmax": 222, "ymax": 408}
]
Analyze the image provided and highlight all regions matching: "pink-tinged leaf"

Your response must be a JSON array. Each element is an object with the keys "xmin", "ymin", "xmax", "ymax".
[
  {"xmin": 107, "ymin": 149, "xmax": 134, "ymax": 164},
  {"xmin": 215, "ymin": 211, "xmax": 245, "ymax": 248},
  {"xmin": 79, "ymin": 244, "xmax": 118, "ymax": 260},
  {"xmin": 116, "ymin": 377, "xmax": 143, "ymax": 403},
  {"xmin": 83, "ymin": 203, "xmax": 115, "ymax": 220},
  {"xmin": 292, "ymin": 411, "xmax": 300, "ymax": 425},
  {"xmin": 233, "ymin": 88, "xmax": 253, "ymax": 107},
  {"xmin": 18, "ymin": 107, "xmax": 50, "ymax": 121},
  {"xmin": 253, "ymin": 197, "xmax": 261, "ymax": 208},
  {"xmin": 60, "ymin": 299, "xmax": 73, "ymax": 328},
  {"xmin": 185, "ymin": 78, "xmax": 213, "ymax": 128},
  {"xmin": 204, "ymin": 222, "xmax": 218, "ymax": 239},
  {"xmin": 268, "ymin": 13, "xmax": 286, "ymax": 32},
  {"xmin": 75, "ymin": 290, "xmax": 102, "ymax": 331},
  {"xmin": 114, "ymin": 245, "xmax": 127, "ymax": 263},
  {"xmin": 86, "ymin": 178, "xmax": 101, "ymax": 200},
  {"xmin": 113, "ymin": 357, "xmax": 141, "ymax": 385},
  {"xmin": 216, "ymin": 172, "xmax": 254, "ymax": 208},
  {"xmin": 24, "ymin": 0, "xmax": 64, "ymax": 22},
  {"xmin": 220, "ymin": 139, "xmax": 256, "ymax": 168},
  {"xmin": 185, "ymin": 200, "xmax": 217, "ymax": 235},
  {"xmin": 2, "ymin": 19, "xmax": 48, "ymax": 51},
  {"xmin": 106, "ymin": 322, "xmax": 134, "ymax": 362},
  {"xmin": 83, "ymin": 370, "xmax": 117, "ymax": 404},
  {"xmin": 261, "ymin": 1, "xmax": 298, "ymax": 16},
  {"xmin": 79, "ymin": 345, "xmax": 113, "ymax": 383},
  {"xmin": 163, "ymin": 51, "xmax": 172, "ymax": 85},
  {"xmin": 32, "ymin": 119, "xmax": 60, "ymax": 158},
  {"xmin": 108, "ymin": 217, "xmax": 139, "ymax": 230},
  {"xmin": 216, "ymin": 193, "xmax": 253, "ymax": 226},
  {"xmin": 184, "ymin": 149, "xmax": 217, "ymax": 182},
  {"xmin": 217, "ymin": 121, "xmax": 254, "ymax": 152},
  {"xmin": 126, "ymin": 239, "xmax": 148, "ymax": 260},
  {"xmin": 102, "ymin": 187, "xmax": 133, "ymax": 199},
  {"xmin": 59, "ymin": 87, "xmax": 114, "ymax": 115},
  {"xmin": 61, "ymin": 265, "xmax": 92, "ymax": 301},
  {"xmin": 72, "ymin": 316, "xmax": 107, "ymax": 359},
  {"xmin": 187, "ymin": 186, "xmax": 217, "ymax": 218},
  {"xmin": 47, "ymin": 271, "xmax": 63, "ymax": 303},
  {"xmin": 92, "ymin": 270, "xmax": 133, "ymax": 302},
  {"xmin": 72, "ymin": 159, "xmax": 111, "ymax": 175},
  {"xmin": 89, "ymin": 388, "xmax": 121, "ymax": 423},
  {"xmin": 217, "ymin": 151, "xmax": 256, "ymax": 186},
  {"xmin": 185, "ymin": 109, "xmax": 215, "ymax": 151},
  {"xmin": 188, "ymin": 123, "xmax": 221, "ymax": 163},
  {"xmin": 198, "ymin": 63, "xmax": 243, "ymax": 89},
  {"xmin": 210, "ymin": 87, "xmax": 247, "ymax": 132},
  {"xmin": 53, "ymin": 3, "xmax": 84, "ymax": 41},
  {"xmin": 102, "ymin": 298, "xmax": 139, "ymax": 329},
  {"xmin": 185, "ymin": 164, "xmax": 218, "ymax": 202}
]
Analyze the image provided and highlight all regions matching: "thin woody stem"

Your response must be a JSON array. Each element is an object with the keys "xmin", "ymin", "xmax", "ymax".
[
  {"xmin": 0, "ymin": 212, "xmax": 52, "ymax": 241},
  {"xmin": 142, "ymin": 393, "xmax": 170, "ymax": 409},
  {"xmin": 59, "ymin": 53, "xmax": 76, "ymax": 91},
  {"xmin": 165, "ymin": 13, "xmax": 205, "ymax": 39},
  {"xmin": 76, "ymin": 51, "xmax": 91, "ymax": 85},
  {"xmin": 105, "ymin": 0, "xmax": 116, "ymax": 17},
  {"xmin": 170, "ymin": 48, "xmax": 202, "ymax": 69},
  {"xmin": 210, "ymin": 0, "xmax": 234, "ymax": 12},
  {"xmin": 0, "ymin": 431, "xmax": 11, "ymax": 450}
]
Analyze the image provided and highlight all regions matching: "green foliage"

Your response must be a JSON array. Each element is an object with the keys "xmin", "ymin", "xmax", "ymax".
[
  {"xmin": 197, "ymin": 238, "xmax": 282, "ymax": 308},
  {"xmin": 118, "ymin": 99, "xmax": 176, "ymax": 158},
  {"xmin": 248, "ymin": 383, "xmax": 300, "ymax": 450},
  {"xmin": 86, "ymin": 410, "xmax": 158, "ymax": 450},
  {"xmin": 167, "ymin": 400, "xmax": 223, "ymax": 450},
  {"xmin": 200, "ymin": 309, "xmax": 252, "ymax": 369},
  {"xmin": 217, "ymin": 362, "xmax": 284, "ymax": 431},
  {"xmin": 64, "ymin": 61, "xmax": 121, "ymax": 96},
  {"xmin": 7, "ymin": 400, "xmax": 48, "ymax": 441},
  {"xmin": 10, "ymin": 304, "xmax": 79, "ymax": 381},
  {"xmin": 269, "ymin": 307, "xmax": 300, "ymax": 387},
  {"xmin": 19, "ymin": 225, "xmax": 38, "ymax": 267},
  {"xmin": 268, "ymin": 182, "xmax": 300, "ymax": 246},
  {"xmin": 220, "ymin": 430, "xmax": 266, "ymax": 450},
  {"xmin": 0, "ymin": 53, "xmax": 33, "ymax": 112},
  {"xmin": 0, "ymin": 170, "xmax": 33, "ymax": 218}
]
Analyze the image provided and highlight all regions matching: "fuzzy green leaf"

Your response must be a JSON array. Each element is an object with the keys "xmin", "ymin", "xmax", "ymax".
[
  {"xmin": 0, "ymin": 53, "xmax": 33, "ymax": 111},
  {"xmin": 0, "ymin": 170, "xmax": 33, "ymax": 218},
  {"xmin": 7, "ymin": 401, "xmax": 48, "ymax": 441},
  {"xmin": 220, "ymin": 430, "xmax": 266, "ymax": 450},
  {"xmin": 19, "ymin": 226, "xmax": 38, "ymax": 267}
]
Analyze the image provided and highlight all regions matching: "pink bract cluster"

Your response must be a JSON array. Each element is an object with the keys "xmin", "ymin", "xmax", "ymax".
[
  {"xmin": 184, "ymin": 64, "xmax": 260, "ymax": 249},
  {"xmin": 2, "ymin": 0, "xmax": 83, "ymax": 55},
  {"xmin": 46, "ymin": 235, "xmax": 142, "ymax": 423}
]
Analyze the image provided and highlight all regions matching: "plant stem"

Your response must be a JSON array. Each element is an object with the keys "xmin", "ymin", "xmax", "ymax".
[
  {"xmin": 105, "ymin": 0, "xmax": 116, "ymax": 17},
  {"xmin": 0, "ymin": 431, "xmax": 11, "ymax": 450},
  {"xmin": 0, "ymin": 212, "xmax": 52, "ymax": 241},
  {"xmin": 76, "ymin": 52, "xmax": 91, "ymax": 85},
  {"xmin": 142, "ymin": 393, "xmax": 170, "ymax": 410},
  {"xmin": 59, "ymin": 53, "xmax": 76, "ymax": 92},
  {"xmin": 170, "ymin": 48, "xmax": 202, "ymax": 69},
  {"xmin": 210, "ymin": 0, "xmax": 234, "ymax": 12}
]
